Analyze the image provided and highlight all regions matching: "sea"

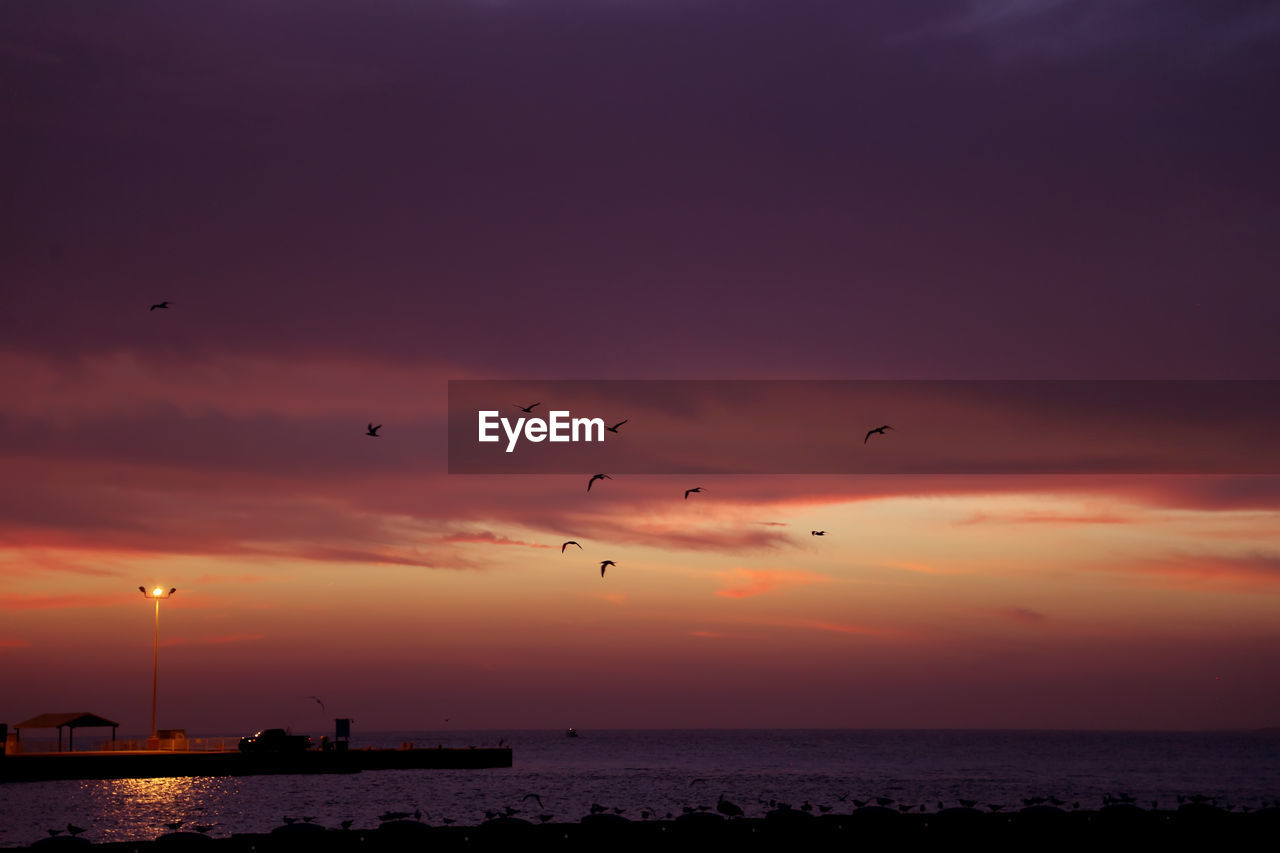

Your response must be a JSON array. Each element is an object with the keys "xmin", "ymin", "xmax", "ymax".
[{"xmin": 2, "ymin": 729, "xmax": 1278, "ymax": 847}]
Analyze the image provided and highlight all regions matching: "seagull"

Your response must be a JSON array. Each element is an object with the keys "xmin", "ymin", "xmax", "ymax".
[
  {"xmin": 605, "ymin": 419, "xmax": 628, "ymax": 434},
  {"xmin": 366, "ymin": 423, "xmax": 382, "ymax": 437},
  {"xmin": 600, "ymin": 560, "xmax": 615, "ymax": 577},
  {"xmin": 716, "ymin": 795, "xmax": 744, "ymax": 818},
  {"xmin": 561, "ymin": 541, "xmax": 582, "ymax": 553},
  {"xmin": 864, "ymin": 425, "xmax": 892, "ymax": 443},
  {"xmin": 811, "ymin": 530, "xmax": 825, "ymax": 536},
  {"xmin": 149, "ymin": 301, "xmax": 170, "ymax": 310},
  {"xmin": 515, "ymin": 402, "xmax": 541, "ymax": 413},
  {"xmin": 684, "ymin": 487, "xmax": 704, "ymax": 500},
  {"xmin": 306, "ymin": 696, "xmax": 326, "ymax": 713},
  {"xmin": 587, "ymin": 473, "xmax": 612, "ymax": 492}
]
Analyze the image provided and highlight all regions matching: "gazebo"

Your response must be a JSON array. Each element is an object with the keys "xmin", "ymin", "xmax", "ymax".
[{"xmin": 15, "ymin": 713, "xmax": 120, "ymax": 752}]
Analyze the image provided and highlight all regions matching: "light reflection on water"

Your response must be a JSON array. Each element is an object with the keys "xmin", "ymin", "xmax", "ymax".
[{"xmin": 2, "ymin": 730, "xmax": 1278, "ymax": 848}]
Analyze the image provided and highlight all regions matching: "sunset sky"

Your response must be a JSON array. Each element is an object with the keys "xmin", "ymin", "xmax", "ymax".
[{"xmin": 2, "ymin": 0, "xmax": 1278, "ymax": 734}]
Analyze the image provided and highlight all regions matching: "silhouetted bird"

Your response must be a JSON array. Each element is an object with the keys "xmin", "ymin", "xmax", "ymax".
[
  {"xmin": 684, "ymin": 487, "xmax": 704, "ymax": 499},
  {"xmin": 864, "ymin": 425, "xmax": 892, "ymax": 443},
  {"xmin": 515, "ymin": 403, "xmax": 541, "ymax": 413},
  {"xmin": 193, "ymin": 825, "xmax": 213, "ymax": 834},
  {"xmin": 150, "ymin": 301, "xmax": 170, "ymax": 311},
  {"xmin": 715, "ymin": 795, "xmax": 743, "ymax": 818},
  {"xmin": 587, "ymin": 473, "xmax": 611, "ymax": 491},
  {"xmin": 306, "ymin": 696, "xmax": 325, "ymax": 712},
  {"xmin": 47, "ymin": 829, "xmax": 63, "ymax": 837},
  {"xmin": 66, "ymin": 825, "xmax": 86, "ymax": 837},
  {"xmin": 811, "ymin": 530, "xmax": 825, "ymax": 536},
  {"xmin": 605, "ymin": 419, "xmax": 628, "ymax": 433},
  {"xmin": 561, "ymin": 541, "xmax": 581, "ymax": 553},
  {"xmin": 600, "ymin": 560, "xmax": 615, "ymax": 577},
  {"xmin": 366, "ymin": 424, "xmax": 382, "ymax": 437},
  {"xmin": 164, "ymin": 822, "xmax": 184, "ymax": 831}
]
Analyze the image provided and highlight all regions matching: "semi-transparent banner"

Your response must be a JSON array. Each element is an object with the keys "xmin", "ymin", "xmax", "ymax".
[{"xmin": 447, "ymin": 380, "xmax": 1280, "ymax": 474}]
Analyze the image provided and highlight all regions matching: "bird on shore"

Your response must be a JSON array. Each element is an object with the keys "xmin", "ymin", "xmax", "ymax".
[
  {"xmin": 150, "ymin": 301, "xmax": 170, "ymax": 311},
  {"xmin": 864, "ymin": 425, "xmax": 892, "ymax": 443},
  {"xmin": 366, "ymin": 423, "xmax": 382, "ymax": 437},
  {"xmin": 515, "ymin": 402, "xmax": 541, "ymax": 413},
  {"xmin": 587, "ymin": 473, "xmax": 612, "ymax": 491},
  {"xmin": 561, "ymin": 541, "xmax": 581, "ymax": 553},
  {"xmin": 811, "ymin": 530, "xmax": 825, "ymax": 536},
  {"xmin": 684, "ymin": 487, "xmax": 704, "ymax": 499},
  {"xmin": 716, "ymin": 795, "xmax": 743, "ymax": 818},
  {"xmin": 600, "ymin": 560, "xmax": 615, "ymax": 577},
  {"xmin": 164, "ymin": 821, "xmax": 184, "ymax": 831},
  {"xmin": 605, "ymin": 419, "xmax": 628, "ymax": 434},
  {"xmin": 66, "ymin": 825, "xmax": 86, "ymax": 837}
]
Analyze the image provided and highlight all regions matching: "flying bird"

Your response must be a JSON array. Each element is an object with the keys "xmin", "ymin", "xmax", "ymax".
[
  {"xmin": 587, "ymin": 473, "xmax": 612, "ymax": 492},
  {"xmin": 561, "ymin": 541, "xmax": 582, "ymax": 553},
  {"xmin": 149, "ymin": 301, "xmax": 170, "ymax": 310},
  {"xmin": 684, "ymin": 487, "xmax": 704, "ymax": 500},
  {"xmin": 515, "ymin": 402, "xmax": 541, "ymax": 413},
  {"xmin": 811, "ymin": 530, "xmax": 825, "ymax": 536},
  {"xmin": 366, "ymin": 423, "xmax": 382, "ymax": 437},
  {"xmin": 864, "ymin": 425, "xmax": 892, "ymax": 443},
  {"xmin": 306, "ymin": 696, "xmax": 326, "ymax": 713},
  {"xmin": 605, "ymin": 419, "xmax": 628, "ymax": 433},
  {"xmin": 599, "ymin": 560, "xmax": 615, "ymax": 577}
]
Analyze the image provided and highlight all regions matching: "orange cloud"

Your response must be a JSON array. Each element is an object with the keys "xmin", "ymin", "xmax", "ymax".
[
  {"xmin": 996, "ymin": 607, "xmax": 1048, "ymax": 625},
  {"xmin": 0, "ymin": 593, "xmax": 127, "ymax": 610},
  {"xmin": 160, "ymin": 632, "xmax": 265, "ymax": 647},
  {"xmin": 715, "ymin": 568, "xmax": 831, "ymax": 599},
  {"xmin": 959, "ymin": 511, "xmax": 1136, "ymax": 525}
]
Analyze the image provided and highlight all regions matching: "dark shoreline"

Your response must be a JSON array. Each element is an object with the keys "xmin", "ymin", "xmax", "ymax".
[{"xmin": 13, "ymin": 807, "xmax": 1279, "ymax": 852}]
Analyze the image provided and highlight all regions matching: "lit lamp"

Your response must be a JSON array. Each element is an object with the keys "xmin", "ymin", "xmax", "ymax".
[{"xmin": 139, "ymin": 586, "xmax": 177, "ymax": 743}]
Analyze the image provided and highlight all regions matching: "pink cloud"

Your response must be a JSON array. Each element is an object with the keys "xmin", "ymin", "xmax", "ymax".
[
  {"xmin": 716, "ymin": 568, "xmax": 831, "ymax": 599},
  {"xmin": 438, "ymin": 531, "xmax": 552, "ymax": 548}
]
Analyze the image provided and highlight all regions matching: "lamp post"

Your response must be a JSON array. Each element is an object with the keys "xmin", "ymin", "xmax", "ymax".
[{"xmin": 139, "ymin": 586, "xmax": 176, "ymax": 741}]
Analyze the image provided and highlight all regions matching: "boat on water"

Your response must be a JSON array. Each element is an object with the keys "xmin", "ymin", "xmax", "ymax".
[{"xmin": 565, "ymin": 728, "xmax": 579, "ymax": 738}]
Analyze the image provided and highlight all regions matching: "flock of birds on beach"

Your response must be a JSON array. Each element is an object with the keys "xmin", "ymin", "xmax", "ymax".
[{"xmin": 36, "ymin": 788, "xmax": 1280, "ymax": 842}]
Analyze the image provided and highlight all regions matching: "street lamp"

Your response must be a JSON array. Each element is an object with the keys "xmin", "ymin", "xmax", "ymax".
[{"xmin": 139, "ymin": 586, "xmax": 176, "ymax": 741}]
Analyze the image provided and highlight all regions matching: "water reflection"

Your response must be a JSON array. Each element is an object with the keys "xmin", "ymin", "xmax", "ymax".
[{"xmin": 79, "ymin": 777, "xmax": 232, "ymax": 843}]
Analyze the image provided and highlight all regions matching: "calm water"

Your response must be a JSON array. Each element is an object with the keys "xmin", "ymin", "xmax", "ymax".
[{"xmin": 2, "ymin": 729, "xmax": 1278, "ymax": 847}]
